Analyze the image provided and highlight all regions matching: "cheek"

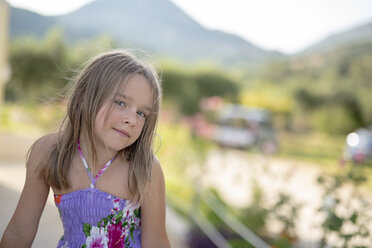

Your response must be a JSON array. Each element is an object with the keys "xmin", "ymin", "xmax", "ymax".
[
  {"xmin": 93, "ymin": 118, "xmax": 104, "ymax": 138},
  {"xmin": 95, "ymin": 111, "xmax": 104, "ymax": 127},
  {"xmin": 95, "ymin": 118, "xmax": 104, "ymax": 131},
  {"xmin": 94, "ymin": 107, "xmax": 110, "ymax": 131},
  {"xmin": 134, "ymin": 121, "xmax": 146, "ymax": 136}
]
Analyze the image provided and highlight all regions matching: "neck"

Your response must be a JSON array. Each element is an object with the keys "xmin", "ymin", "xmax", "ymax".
[{"xmin": 78, "ymin": 136, "xmax": 118, "ymax": 170}]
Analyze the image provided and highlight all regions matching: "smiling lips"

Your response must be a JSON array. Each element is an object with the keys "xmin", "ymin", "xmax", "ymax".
[{"xmin": 113, "ymin": 128, "xmax": 130, "ymax": 138}]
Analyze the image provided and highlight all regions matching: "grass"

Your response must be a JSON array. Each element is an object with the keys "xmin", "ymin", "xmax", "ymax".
[
  {"xmin": 276, "ymin": 130, "xmax": 372, "ymax": 191},
  {"xmin": 277, "ymin": 131, "xmax": 346, "ymax": 169},
  {"xmin": 0, "ymin": 102, "xmax": 64, "ymax": 135}
]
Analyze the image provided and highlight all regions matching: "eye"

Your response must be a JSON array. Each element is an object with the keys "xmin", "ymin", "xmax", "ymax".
[
  {"xmin": 114, "ymin": 100, "xmax": 126, "ymax": 107},
  {"xmin": 137, "ymin": 110, "xmax": 147, "ymax": 118}
]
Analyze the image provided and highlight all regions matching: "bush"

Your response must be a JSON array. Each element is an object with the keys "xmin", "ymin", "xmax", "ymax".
[
  {"xmin": 312, "ymin": 105, "xmax": 360, "ymax": 134},
  {"xmin": 161, "ymin": 67, "xmax": 239, "ymax": 115},
  {"xmin": 6, "ymin": 29, "xmax": 68, "ymax": 101}
]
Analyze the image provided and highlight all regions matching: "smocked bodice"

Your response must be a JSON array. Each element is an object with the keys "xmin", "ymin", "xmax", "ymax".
[
  {"xmin": 54, "ymin": 142, "xmax": 141, "ymax": 248},
  {"xmin": 54, "ymin": 188, "xmax": 141, "ymax": 248}
]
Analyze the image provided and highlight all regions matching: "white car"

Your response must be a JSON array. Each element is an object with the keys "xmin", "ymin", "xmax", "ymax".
[{"xmin": 214, "ymin": 104, "xmax": 277, "ymax": 153}]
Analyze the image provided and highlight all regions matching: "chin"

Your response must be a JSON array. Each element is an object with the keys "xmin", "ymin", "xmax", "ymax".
[
  {"xmin": 105, "ymin": 142, "xmax": 127, "ymax": 152},
  {"xmin": 116, "ymin": 141, "xmax": 136, "ymax": 151}
]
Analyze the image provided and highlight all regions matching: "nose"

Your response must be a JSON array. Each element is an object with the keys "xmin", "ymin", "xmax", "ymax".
[{"xmin": 122, "ymin": 109, "xmax": 136, "ymax": 126}]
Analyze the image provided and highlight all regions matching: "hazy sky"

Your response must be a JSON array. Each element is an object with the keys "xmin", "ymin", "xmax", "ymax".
[{"xmin": 7, "ymin": 0, "xmax": 372, "ymax": 54}]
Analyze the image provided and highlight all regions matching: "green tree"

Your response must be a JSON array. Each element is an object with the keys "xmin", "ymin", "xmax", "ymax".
[
  {"xmin": 6, "ymin": 28, "xmax": 68, "ymax": 101},
  {"xmin": 161, "ymin": 67, "xmax": 239, "ymax": 115}
]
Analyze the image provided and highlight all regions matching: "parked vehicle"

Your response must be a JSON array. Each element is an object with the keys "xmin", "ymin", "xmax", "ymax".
[
  {"xmin": 213, "ymin": 104, "xmax": 277, "ymax": 153},
  {"xmin": 343, "ymin": 126, "xmax": 372, "ymax": 165}
]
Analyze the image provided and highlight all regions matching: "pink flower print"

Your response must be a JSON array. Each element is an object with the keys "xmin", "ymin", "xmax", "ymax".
[
  {"xmin": 90, "ymin": 237, "xmax": 104, "ymax": 248},
  {"xmin": 111, "ymin": 198, "xmax": 120, "ymax": 214},
  {"xmin": 85, "ymin": 226, "xmax": 108, "ymax": 248},
  {"xmin": 108, "ymin": 222, "xmax": 125, "ymax": 248}
]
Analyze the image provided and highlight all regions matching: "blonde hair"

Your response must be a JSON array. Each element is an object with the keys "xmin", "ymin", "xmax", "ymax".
[{"xmin": 46, "ymin": 50, "xmax": 161, "ymax": 204}]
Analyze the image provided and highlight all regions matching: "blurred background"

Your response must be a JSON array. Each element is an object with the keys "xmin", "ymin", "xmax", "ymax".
[{"xmin": 1, "ymin": 0, "xmax": 372, "ymax": 247}]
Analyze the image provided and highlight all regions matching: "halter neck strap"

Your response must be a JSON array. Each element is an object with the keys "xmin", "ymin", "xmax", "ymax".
[{"xmin": 77, "ymin": 139, "xmax": 118, "ymax": 188}]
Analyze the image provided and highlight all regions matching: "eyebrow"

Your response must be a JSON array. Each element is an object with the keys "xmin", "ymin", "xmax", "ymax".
[{"xmin": 113, "ymin": 93, "xmax": 153, "ymax": 112}]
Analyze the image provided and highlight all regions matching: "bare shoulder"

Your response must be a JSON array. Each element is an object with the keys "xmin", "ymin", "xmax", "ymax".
[
  {"xmin": 141, "ymin": 156, "xmax": 170, "ymax": 247},
  {"xmin": 27, "ymin": 132, "xmax": 59, "ymax": 170},
  {"xmin": 150, "ymin": 156, "xmax": 165, "ymax": 185},
  {"xmin": 32, "ymin": 132, "xmax": 58, "ymax": 151},
  {"xmin": 152, "ymin": 156, "xmax": 163, "ymax": 174},
  {"xmin": 143, "ymin": 156, "xmax": 166, "ymax": 202}
]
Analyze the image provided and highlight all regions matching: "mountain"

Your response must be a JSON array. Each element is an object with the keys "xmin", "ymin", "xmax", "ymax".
[
  {"xmin": 9, "ymin": 0, "xmax": 281, "ymax": 65},
  {"xmin": 10, "ymin": 7, "xmax": 56, "ymax": 38},
  {"xmin": 298, "ymin": 20, "xmax": 372, "ymax": 55}
]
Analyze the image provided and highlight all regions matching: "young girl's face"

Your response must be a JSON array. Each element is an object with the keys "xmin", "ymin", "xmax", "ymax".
[{"xmin": 94, "ymin": 74, "xmax": 153, "ymax": 153}]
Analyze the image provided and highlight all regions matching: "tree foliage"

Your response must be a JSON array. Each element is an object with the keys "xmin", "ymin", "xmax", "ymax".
[
  {"xmin": 161, "ymin": 67, "xmax": 239, "ymax": 115},
  {"xmin": 252, "ymin": 40, "xmax": 372, "ymax": 134},
  {"xmin": 6, "ymin": 28, "xmax": 67, "ymax": 101},
  {"xmin": 6, "ymin": 29, "xmax": 117, "ymax": 102}
]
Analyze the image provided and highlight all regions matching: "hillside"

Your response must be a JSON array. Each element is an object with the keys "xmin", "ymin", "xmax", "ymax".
[
  {"xmin": 299, "ymin": 20, "xmax": 372, "ymax": 55},
  {"xmin": 10, "ymin": 7, "xmax": 56, "ymax": 38},
  {"xmin": 252, "ymin": 19, "xmax": 372, "ymax": 133}
]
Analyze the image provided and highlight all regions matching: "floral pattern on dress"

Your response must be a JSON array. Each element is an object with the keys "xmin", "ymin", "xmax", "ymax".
[
  {"xmin": 54, "ymin": 194, "xmax": 63, "ymax": 206},
  {"xmin": 81, "ymin": 197, "xmax": 141, "ymax": 248}
]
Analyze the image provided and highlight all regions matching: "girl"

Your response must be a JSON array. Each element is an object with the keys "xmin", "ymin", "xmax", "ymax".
[{"xmin": 0, "ymin": 50, "xmax": 170, "ymax": 248}]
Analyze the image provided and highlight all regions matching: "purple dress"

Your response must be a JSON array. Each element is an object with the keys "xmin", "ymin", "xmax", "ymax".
[{"xmin": 54, "ymin": 146, "xmax": 141, "ymax": 248}]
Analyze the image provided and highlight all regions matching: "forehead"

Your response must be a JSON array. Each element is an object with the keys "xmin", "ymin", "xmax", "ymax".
[{"xmin": 115, "ymin": 74, "xmax": 153, "ymax": 106}]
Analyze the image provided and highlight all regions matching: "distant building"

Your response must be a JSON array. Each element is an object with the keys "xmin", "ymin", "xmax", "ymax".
[{"xmin": 0, "ymin": 0, "xmax": 10, "ymax": 106}]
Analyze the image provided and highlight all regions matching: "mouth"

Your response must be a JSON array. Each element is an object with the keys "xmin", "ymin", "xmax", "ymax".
[{"xmin": 113, "ymin": 128, "xmax": 130, "ymax": 138}]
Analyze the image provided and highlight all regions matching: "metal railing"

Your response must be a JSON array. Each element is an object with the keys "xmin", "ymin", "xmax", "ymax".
[{"xmin": 168, "ymin": 188, "xmax": 271, "ymax": 248}]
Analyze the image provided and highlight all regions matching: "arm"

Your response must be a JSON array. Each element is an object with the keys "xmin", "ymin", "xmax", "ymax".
[
  {"xmin": 0, "ymin": 137, "xmax": 51, "ymax": 248},
  {"xmin": 141, "ymin": 158, "xmax": 170, "ymax": 248}
]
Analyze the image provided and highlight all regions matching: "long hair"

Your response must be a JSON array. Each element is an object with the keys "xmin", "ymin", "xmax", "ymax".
[{"xmin": 46, "ymin": 50, "xmax": 161, "ymax": 204}]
